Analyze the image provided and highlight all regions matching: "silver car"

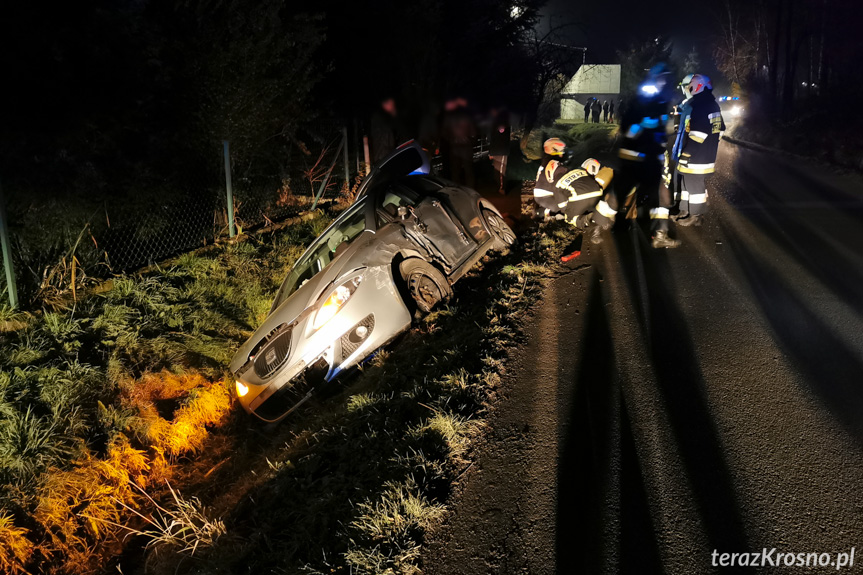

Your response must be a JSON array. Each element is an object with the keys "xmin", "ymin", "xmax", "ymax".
[{"xmin": 229, "ymin": 142, "xmax": 516, "ymax": 423}]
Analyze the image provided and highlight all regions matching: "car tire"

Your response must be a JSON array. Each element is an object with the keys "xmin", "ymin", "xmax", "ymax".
[
  {"xmin": 482, "ymin": 208, "xmax": 517, "ymax": 247},
  {"xmin": 398, "ymin": 259, "xmax": 453, "ymax": 316}
]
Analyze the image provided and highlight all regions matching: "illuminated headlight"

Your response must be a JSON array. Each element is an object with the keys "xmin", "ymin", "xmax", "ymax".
[
  {"xmin": 312, "ymin": 272, "xmax": 365, "ymax": 330},
  {"xmin": 732, "ymin": 106, "xmax": 742, "ymax": 116},
  {"xmin": 236, "ymin": 381, "xmax": 249, "ymax": 398}
]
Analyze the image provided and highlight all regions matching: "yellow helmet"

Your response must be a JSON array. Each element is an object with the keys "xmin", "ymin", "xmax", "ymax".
[{"xmin": 543, "ymin": 138, "xmax": 566, "ymax": 156}]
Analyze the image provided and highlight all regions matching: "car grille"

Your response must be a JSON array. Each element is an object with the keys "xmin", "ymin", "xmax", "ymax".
[
  {"xmin": 340, "ymin": 314, "xmax": 375, "ymax": 363},
  {"xmin": 254, "ymin": 357, "xmax": 330, "ymax": 421},
  {"xmin": 252, "ymin": 324, "xmax": 293, "ymax": 379}
]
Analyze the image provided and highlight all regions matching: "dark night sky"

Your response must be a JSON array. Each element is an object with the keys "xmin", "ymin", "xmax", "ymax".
[{"xmin": 539, "ymin": 0, "xmax": 727, "ymax": 91}]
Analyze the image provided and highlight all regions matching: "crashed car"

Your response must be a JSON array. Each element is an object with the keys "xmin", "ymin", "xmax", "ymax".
[{"xmin": 229, "ymin": 142, "xmax": 516, "ymax": 423}]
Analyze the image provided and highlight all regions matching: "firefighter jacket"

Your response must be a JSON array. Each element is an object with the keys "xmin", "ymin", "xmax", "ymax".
[
  {"xmin": 618, "ymin": 97, "xmax": 670, "ymax": 164},
  {"xmin": 555, "ymin": 166, "xmax": 614, "ymax": 221},
  {"xmin": 678, "ymin": 90, "xmax": 725, "ymax": 175},
  {"xmin": 534, "ymin": 157, "xmax": 570, "ymax": 212}
]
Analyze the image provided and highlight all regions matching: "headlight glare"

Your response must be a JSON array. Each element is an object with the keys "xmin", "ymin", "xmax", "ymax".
[
  {"xmin": 236, "ymin": 380, "xmax": 249, "ymax": 397},
  {"xmin": 312, "ymin": 273, "xmax": 364, "ymax": 330}
]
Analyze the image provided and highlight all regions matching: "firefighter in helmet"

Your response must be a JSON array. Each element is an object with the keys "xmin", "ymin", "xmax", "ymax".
[
  {"xmin": 554, "ymin": 158, "xmax": 615, "ymax": 244},
  {"xmin": 675, "ymin": 74, "xmax": 725, "ymax": 226},
  {"xmin": 533, "ymin": 138, "xmax": 570, "ymax": 220}
]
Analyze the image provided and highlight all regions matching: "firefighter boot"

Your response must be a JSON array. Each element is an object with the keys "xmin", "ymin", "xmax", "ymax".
[
  {"xmin": 651, "ymin": 230, "xmax": 681, "ymax": 249},
  {"xmin": 589, "ymin": 225, "xmax": 603, "ymax": 245},
  {"xmin": 677, "ymin": 214, "xmax": 703, "ymax": 227}
]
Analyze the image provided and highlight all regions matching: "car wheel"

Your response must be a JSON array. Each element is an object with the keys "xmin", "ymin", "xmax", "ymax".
[
  {"xmin": 399, "ymin": 259, "xmax": 453, "ymax": 316},
  {"xmin": 482, "ymin": 208, "xmax": 517, "ymax": 246}
]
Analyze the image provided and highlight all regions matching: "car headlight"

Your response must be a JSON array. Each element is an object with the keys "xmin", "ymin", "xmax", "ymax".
[
  {"xmin": 312, "ymin": 272, "xmax": 364, "ymax": 330},
  {"xmin": 236, "ymin": 380, "xmax": 249, "ymax": 397}
]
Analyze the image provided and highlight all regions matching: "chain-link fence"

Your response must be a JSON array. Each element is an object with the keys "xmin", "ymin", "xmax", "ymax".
[{"xmin": 0, "ymin": 120, "xmax": 359, "ymax": 308}]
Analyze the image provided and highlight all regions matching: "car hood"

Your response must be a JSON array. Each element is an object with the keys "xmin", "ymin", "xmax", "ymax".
[{"xmin": 229, "ymin": 236, "xmax": 372, "ymax": 373}]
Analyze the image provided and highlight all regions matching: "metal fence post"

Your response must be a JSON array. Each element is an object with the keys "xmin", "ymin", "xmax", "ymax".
[
  {"xmin": 0, "ymin": 177, "xmax": 19, "ymax": 308},
  {"xmin": 342, "ymin": 126, "xmax": 350, "ymax": 190},
  {"xmin": 222, "ymin": 140, "xmax": 236, "ymax": 238}
]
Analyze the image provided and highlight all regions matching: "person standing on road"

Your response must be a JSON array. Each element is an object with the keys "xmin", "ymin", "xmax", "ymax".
[
  {"xmin": 555, "ymin": 158, "xmax": 615, "ymax": 244},
  {"xmin": 608, "ymin": 100, "xmax": 615, "ymax": 123},
  {"xmin": 583, "ymin": 98, "xmax": 592, "ymax": 123},
  {"xmin": 591, "ymin": 98, "xmax": 602, "ymax": 123},
  {"xmin": 675, "ymin": 74, "xmax": 724, "ymax": 227},
  {"xmin": 602, "ymin": 100, "xmax": 610, "ymax": 123},
  {"xmin": 595, "ymin": 64, "xmax": 680, "ymax": 248},
  {"xmin": 533, "ymin": 138, "xmax": 570, "ymax": 220}
]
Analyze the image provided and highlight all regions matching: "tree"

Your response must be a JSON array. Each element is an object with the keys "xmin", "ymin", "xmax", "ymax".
[{"xmin": 683, "ymin": 46, "xmax": 701, "ymax": 76}]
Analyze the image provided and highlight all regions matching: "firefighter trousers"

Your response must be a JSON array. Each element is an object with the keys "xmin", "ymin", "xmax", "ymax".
[{"xmin": 678, "ymin": 173, "xmax": 708, "ymax": 216}]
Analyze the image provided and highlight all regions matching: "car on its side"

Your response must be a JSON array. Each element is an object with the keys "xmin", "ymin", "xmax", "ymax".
[{"xmin": 229, "ymin": 142, "xmax": 516, "ymax": 423}]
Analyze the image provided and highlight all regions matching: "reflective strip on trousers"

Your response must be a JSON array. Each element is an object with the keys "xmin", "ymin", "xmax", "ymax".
[
  {"xmin": 596, "ymin": 199, "xmax": 617, "ymax": 219},
  {"xmin": 650, "ymin": 207, "xmax": 670, "ymax": 219},
  {"xmin": 680, "ymin": 190, "xmax": 690, "ymax": 200},
  {"xmin": 678, "ymin": 162, "xmax": 715, "ymax": 174},
  {"xmin": 689, "ymin": 192, "xmax": 707, "ymax": 204},
  {"xmin": 534, "ymin": 189, "xmax": 554, "ymax": 197}
]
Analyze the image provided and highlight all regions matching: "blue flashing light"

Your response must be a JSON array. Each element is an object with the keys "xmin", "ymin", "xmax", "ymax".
[{"xmin": 641, "ymin": 84, "xmax": 659, "ymax": 95}]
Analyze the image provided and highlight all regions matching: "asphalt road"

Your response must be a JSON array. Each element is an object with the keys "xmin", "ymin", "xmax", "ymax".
[{"xmin": 423, "ymin": 141, "xmax": 863, "ymax": 574}]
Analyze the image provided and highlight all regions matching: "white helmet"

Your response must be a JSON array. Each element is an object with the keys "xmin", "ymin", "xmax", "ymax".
[
  {"xmin": 581, "ymin": 158, "xmax": 601, "ymax": 176},
  {"xmin": 679, "ymin": 74, "xmax": 694, "ymax": 97},
  {"xmin": 687, "ymin": 74, "xmax": 712, "ymax": 96}
]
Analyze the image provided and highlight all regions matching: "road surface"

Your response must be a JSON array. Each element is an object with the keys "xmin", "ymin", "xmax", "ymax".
[{"xmin": 423, "ymin": 141, "xmax": 863, "ymax": 574}]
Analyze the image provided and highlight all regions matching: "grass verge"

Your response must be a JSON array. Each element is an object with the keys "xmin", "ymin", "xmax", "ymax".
[{"xmin": 0, "ymin": 213, "xmax": 333, "ymax": 574}]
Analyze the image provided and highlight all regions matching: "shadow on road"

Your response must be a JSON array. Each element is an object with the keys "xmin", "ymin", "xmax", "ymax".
[
  {"xmin": 556, "ymin": 271, "xmax": 664, "ymax": 574},
  {"xmin": 724, "ymin": 230, "xmax": 863, "ymax": 442},
  {"xmin": 612, "ymin": 227, "xmax": 754, "ymax": 569}
]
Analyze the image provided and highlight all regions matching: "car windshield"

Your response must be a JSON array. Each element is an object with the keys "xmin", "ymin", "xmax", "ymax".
[{"xmin": 272, "ymin": 200, "xmax": 368, "ymax": 309}]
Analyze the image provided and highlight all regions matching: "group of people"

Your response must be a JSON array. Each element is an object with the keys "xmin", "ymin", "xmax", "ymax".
[
  {"xmin": 537, "ymin": 66, "xmax": 724, "ymax": 249},
  {"xmin": 370, "ymin": 96, "xmax": 511, "ymax": 193},
  {"xmin": 582, "ymin": 97, "xmax": 617, "ymax": 124}
]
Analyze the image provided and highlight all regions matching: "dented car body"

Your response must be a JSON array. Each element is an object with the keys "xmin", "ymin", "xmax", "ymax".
[{"xmin": 229, "ymin": 142, "xmax": 516, "ymax": 423}]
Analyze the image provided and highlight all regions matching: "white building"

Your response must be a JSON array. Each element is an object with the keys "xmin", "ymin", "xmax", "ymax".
[{"xmin": 560, "ymin": 65, "xmax": 621, "ymax": 120}]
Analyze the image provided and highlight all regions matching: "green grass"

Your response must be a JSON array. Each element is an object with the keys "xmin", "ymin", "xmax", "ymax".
[{"xmin": 0, "ymin": 212, "xmax": 333, "ymax": 574}]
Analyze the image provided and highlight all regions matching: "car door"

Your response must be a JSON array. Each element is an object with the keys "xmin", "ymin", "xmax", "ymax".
[{"xmin": 376, "ymin": 184, "xmax": 475, "ymax": 271}]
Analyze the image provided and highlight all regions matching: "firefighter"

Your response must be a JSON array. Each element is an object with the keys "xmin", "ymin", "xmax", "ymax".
[
  {"xmin": 598, "ymin": 64, "xmax": 680, "ymax": 248},
  {"xmin": 675, "ymin": 74, "xmax": 725, "ymax": 226},
  {"xmin": 554, "ymin": 158, "xmax": 615, "ymax": 244},
  {"xmin": 533, "ymin": 138, "xmax": 570, "ymax": 220}
]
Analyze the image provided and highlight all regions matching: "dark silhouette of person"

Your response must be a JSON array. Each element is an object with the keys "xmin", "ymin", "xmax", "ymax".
[
  {"xmin": 591, "ymin": 98, "xmax": 602, "ymax": 123},
  {"xmin": 370, "ymin": 96, "xmax": 403, "ymax": 163},
  {"xmin": 608, "ymin": 100, "xmax": 615, "ymax": 122},
  {"xmin": 583, "ymin": 98, "xmax": 592, "ymax": 123},
  {"xmin": 602, "ymin": 100, "xmax": 610, "ymax": 122},
  {"xmin": 440, "ymin": 96, "xmax": 477, "ymax": 188},
  {"xmin": 488, "ymin": 107, "xmax": 511, "ymax": 194}
]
